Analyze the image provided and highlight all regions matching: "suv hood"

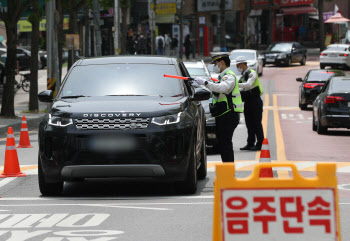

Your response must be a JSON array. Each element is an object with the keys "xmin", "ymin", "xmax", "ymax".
[{"xmin": 51, "ymin": 96, "xmax": 187, "ymax": 118}]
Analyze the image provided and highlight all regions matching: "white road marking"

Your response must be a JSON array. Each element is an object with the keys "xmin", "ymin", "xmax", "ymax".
[
  {"xmin": 288, "ymin": 114, "xmax": 294, "ymax": 118},
  {"xmin": 0, "ymin": 177, "xmax": 17, "ymax": 188},
  {"xmin": 336, "ymin": 166, "xmax": 350, "ymax": 173},
  {"xmin": 297, "ymin": 114, "xmax": 304, "ymax": 119},
  {"xmin": 281, "ymin": 114, "xmax": 287, "ymax": 119},
  {"xmin": 0, "ymin": 195, "xmax": 216, "ymax": 201}
]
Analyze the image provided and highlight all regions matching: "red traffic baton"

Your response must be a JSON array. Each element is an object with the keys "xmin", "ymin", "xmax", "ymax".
[
  {"xmin": 163, "ymin": 74, "xmax": 192, "ymax": 80},
  {"xmin": 164, "ymin": 74, "xmax": 218, "ymax": 82}
]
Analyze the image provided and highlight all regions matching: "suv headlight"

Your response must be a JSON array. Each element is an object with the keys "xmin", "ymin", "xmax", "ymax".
[
  {"xmin": 277, "ymin": 53, "xmax": 287, "ymax": 59},
  {"xmin": 151, "ymin": 112, "xmax": 182, "ymax": 125},
  {"xmin": 48, "ymin": 114, "xmax": 73, "ymax": 127}
]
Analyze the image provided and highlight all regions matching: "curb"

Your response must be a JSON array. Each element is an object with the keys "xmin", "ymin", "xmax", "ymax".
[{"xmin": 0, "ymin": 114, "xmax": 45, "ymax": 137}]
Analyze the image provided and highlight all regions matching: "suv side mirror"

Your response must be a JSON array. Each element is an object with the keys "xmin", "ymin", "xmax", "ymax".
[
  {"xmin": 191, "ymin": 87, "xmax": 211, "ymax": 101},
  {"xmin": 38, "ymin": 90, "xmax": 53, "ymax": 102},
  {"xmin": 296, "ymin": 78, "xmax": 303, "ymax": 82}
]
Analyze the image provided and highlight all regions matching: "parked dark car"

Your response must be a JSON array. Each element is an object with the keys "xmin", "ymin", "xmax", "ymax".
[
  {"xmin": 37, "ymin": 56, "xmax": 210, "ymax": 196},
  {"xmin": 297, "ymin": 69, "xmax": 345, "ymax": 110},
  {"xmin": 313, "ymin": 76, "xmax": 350, "ymax": 134},
  {"xmin": 263, "ymin": 42, "xmax": 307, "ymax": 67}
]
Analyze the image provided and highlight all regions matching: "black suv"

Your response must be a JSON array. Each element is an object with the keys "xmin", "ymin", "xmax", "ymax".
[
  {"xmin": 263, "ymin": 42, "xmax": 307, "ymax": 67},
  {"xmin": 38, "ymin": 56, "xmax": 210, "ymax": 196}
]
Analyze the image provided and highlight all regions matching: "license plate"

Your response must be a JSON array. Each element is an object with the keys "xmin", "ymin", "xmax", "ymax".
[
  {"xmin": 266, "ymin": 58, "xmax": 275, "ymax": 62},
  {"xmin": 89, "ymin": 136, "xmax": 136, "ymax": 152}
]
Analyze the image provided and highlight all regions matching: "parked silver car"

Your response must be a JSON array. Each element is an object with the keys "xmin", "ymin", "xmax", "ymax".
[
  {"xmin": 320, "ymin": 44, "xmax": 350, "ymax": 69},
  {"xmin": 230, "ymin": 49, "xmax": 263, "ymax": 76}
]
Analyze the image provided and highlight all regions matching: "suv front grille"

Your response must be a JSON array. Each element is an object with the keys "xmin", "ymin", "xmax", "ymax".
[{"xmin": 74, "ymin": 118, "xmax": 150, "ymax": 130}]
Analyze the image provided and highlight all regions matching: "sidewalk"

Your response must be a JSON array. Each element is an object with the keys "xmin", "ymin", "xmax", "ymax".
[{"xmin": 0, "ymin": 68, "xmax": 67, "ymax": 135}]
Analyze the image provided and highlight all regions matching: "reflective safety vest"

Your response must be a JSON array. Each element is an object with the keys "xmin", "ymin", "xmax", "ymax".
[
  {"xmin": 212, "ymin": 69, "xmax": 243, "ymax": 117},
  {"xmin": 241, "ymin": 69, "xmax": 264, "ymax": 96}
]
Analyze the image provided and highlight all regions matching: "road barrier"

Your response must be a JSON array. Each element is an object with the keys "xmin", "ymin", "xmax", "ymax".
[
  {"xmin": 259, "ymin": 138, "xmax": 273, "ymax": 177},
  {"xmin": 213, "ymin": 162, "xmax": 341, "ymax": 241},
  {"xmin": 0, "ymin": 127, "xmax": 26, "ymax": 178},
  {"xmin": 17, "ymin": 116, "xmax": 33, "ymax": 148}
]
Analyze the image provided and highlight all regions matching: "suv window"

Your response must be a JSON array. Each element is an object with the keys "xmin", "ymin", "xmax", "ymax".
[
  {"xmin": 60, "ymin": 64, "xmax": 184, "ymax": 98},
  {"xmin": 307, "ymin": 71, "xmax": 336, "ymax": 82},
  {"xmin": 331, "ymin": 79, "xmax": 350, "ymax": 92}
]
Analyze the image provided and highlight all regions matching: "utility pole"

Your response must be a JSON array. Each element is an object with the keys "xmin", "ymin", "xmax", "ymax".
[
  {"xmin": 93, "ymin": 0, "xmax": 102, "ymax": 56},
  {"xmin": 46, "ymin": 0, "xmax": 60, "ymax": 97},
  {"xmin": 151, "ymin": 0, "xmax": 157, "ymax": 55},
  {"xmin": 179, "ymin": 0, "xmax": 183, "ymax": 59},
  {"xmin": 114, "ymin": 0, "xmax": 119, "ymax": 55},
  {"xmin": 148, "ymin": 0, "xmax": 156, "ymax": 54},
  {"xmin": 244, "ymin": 0, "xmax": 250, "ymax": 48}
]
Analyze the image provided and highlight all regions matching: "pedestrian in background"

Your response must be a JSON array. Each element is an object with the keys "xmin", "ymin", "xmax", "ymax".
[
  {"xmin": 127, "ymin": 35, "xmax": 135, "ymax": 55},
  {"xmin": 184, "ymin": 34, "xmax": 191, "ymax": 60},
  {"xmin": 193, "ymin": 54, "xmax": 243, "ymax": 162},
  {"xmin": 156, "ymin": 34, "xmax": 165, "ymax": 55},
  {"xmin": 146, "ymin": 33, "xmax": 151, "ymax": 54},
  {"xmin": 137, "ymin": 34, "xmax": 146, "ymax": 54},
  {"xmin": 236, "ymin": 56, "xmax": 264, "ymax": 151},
  {"xmin": 170, "ymin": 34, "xmax": 179, "ymax": 57},
  {"xmin": 164, "ymin": 33, "xmax": 171, "ymax": 56}
]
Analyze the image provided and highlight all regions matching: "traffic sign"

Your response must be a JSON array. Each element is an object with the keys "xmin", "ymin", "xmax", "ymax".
[{"xmin": 213, "ymin": 163, "xmax": 341, "ymax": 241}]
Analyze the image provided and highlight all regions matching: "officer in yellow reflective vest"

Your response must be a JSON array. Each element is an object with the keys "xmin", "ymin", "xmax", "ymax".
[
  {"xmin": 236, "ymin": 56, "xmax": 264, "ymax": 151},
  {"xmin": 193, "ymin": 54, "xmax": 243, "ymax": 162}
]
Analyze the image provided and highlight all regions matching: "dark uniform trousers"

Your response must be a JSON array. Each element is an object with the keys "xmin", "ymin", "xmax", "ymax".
[
  {"xmin": 215, "ymin": 110, "xmax": 240, "ymax": 162},
  {"xmin": 244, "ymin": 96, "xmax": 264, "ymax": 147}
]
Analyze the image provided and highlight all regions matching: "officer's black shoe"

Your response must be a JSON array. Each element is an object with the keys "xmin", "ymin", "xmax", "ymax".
[
  {"xmin": 250, "ymin": 145, "xmax": 262, "ymax": 151},
  {"xmin": 240, "ymin": 145, "xmax": 253, "ymax": 151}
]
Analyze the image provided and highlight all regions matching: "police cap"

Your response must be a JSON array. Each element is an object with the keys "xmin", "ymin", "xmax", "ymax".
[{"xmin": 210, "ymin": 53, "xmax": 230, "ymax": 64}]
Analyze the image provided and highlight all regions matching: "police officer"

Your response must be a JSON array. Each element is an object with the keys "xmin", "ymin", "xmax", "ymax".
[
  {"xmin": 236, "ymin": 56, "xmax": 264, "ymax": 151},
  {"xmin": 193, "ymin": 54, "xmax": 243, "ymax": 162}
]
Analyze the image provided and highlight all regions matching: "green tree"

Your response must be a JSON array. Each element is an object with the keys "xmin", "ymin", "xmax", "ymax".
[
  {"xmin": 28, "ymin": 0, "xmax": 43, "ymax": 111},
  {"xmin": 0, "ymin": 0, "xmax": 31, "ymax": 117},
  {"xmin": 64, "ymin": 0, "xmax": 87, "ymax": 70}
]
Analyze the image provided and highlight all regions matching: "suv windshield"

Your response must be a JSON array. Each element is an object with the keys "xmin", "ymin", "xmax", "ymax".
[
  {"xmin": 267, "ymin": 43, "xmax": 292, "ymax": 52},
  {"xmin": 230, "ymin": 52, "xmax": 255, "ymax": 60},
  {"xmin": 307, "ymin": 71, "xmax": 336, "ymax": 81},
  {"xmin": 59, "ymin": 64, "xmax": 183, "ymax": 97}
]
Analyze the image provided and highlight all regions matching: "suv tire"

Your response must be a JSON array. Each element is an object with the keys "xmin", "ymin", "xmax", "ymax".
[
  {"xmin": 38, "ymin": 156, "xmax": 63, "ymax": 196},
  {"xmin": 299, "ymin": 102, "xmax": 307, "ymax": 110},
  {"xmin": 197, "ymin": 139, "xmax": 207, "ymax": 180}
]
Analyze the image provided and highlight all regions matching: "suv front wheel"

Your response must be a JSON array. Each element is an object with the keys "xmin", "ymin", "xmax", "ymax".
[{"xmin": 38, "ymin": 156, "xmax": 63, "ymax": 196}]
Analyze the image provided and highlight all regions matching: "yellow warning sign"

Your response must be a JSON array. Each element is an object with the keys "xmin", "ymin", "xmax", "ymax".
[{"xmin": 213, "ymin": 163, "xmax": 341, "ymax": 241}]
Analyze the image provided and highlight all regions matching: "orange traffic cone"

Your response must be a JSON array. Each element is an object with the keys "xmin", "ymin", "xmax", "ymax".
[
  {"xmin": 0, "ymin": 127, "xmax": 26, "ymax": 178},
  {"xmin": 17, "ymin": 116, "xmax": 33, "ymax": 148},
  {"xmin": 259, "ymin": 138, "xmax": 273, "ymax": 178}
]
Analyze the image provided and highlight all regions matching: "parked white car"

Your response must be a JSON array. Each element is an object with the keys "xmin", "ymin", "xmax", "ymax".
[
  {"xmin": 230, "ymin": 49, "xmax": 263, "ymax": 76},
  {"xmin": 320, "ymin": 44, "xmax": 350, "ymax": 69}
]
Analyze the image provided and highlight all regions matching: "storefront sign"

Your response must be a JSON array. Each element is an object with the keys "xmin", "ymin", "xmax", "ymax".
[
  {"xmin": 280, "ymin": 0, "xmax": 314, "ymax": 6},
  {"xmin": 151, "ymin": 3, "xmax": 176, "ymax": 15},
  {"xmin": 0, "ymin": 0, "xmax": 7, "ymax": 13},
  {"xmin": 13, "ymin": 18, "xmax": 69, "ymax": 32},
  {"xmin": 323, "ymin": 12, "xmax": 334, "ymax": 22},
  {"xmin": 251, "ymin": 0, "xmax": 278, "ymax": 6},
  {"xmin": 197, "ymin": 0, "xmax": 232, "ymax": 12}
]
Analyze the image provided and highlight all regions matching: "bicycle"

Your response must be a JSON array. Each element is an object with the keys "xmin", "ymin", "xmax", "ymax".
[{"xmin": 18, "ymin": 73, "xmax": 30, "ymax": 92}]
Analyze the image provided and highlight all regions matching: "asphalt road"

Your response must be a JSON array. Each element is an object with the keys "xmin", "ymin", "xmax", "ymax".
[{"xmin": 0, "ymin": 61, "xmax": 350, "ymax": 241}]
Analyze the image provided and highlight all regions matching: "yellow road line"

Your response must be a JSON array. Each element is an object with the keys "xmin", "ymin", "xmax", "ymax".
[
  {"xmin": 255, "ymin": 94, "xmax": 269, "ymax": 161},
  {"xmin": 273, "ymin": 94, "xmax": 289, "ymax": 178},
  {"xmin": 0, "ymin": 129, "xmax": 38, "ymax": 141}
]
